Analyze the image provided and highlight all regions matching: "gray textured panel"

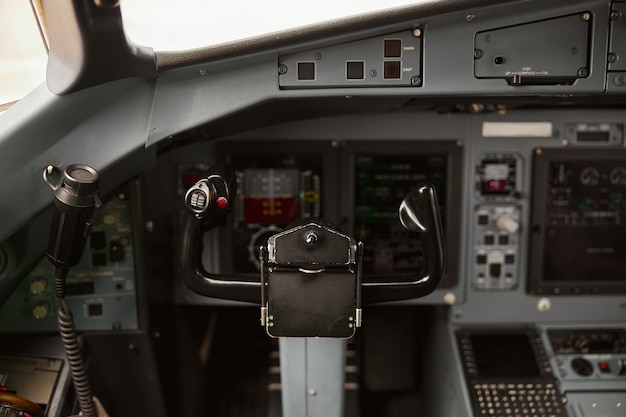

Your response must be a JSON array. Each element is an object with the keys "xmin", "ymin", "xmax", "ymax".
[
  {"xmin": 475, "ymin": 13, "xmax": 590, "ymax": 83},
  {"xmin": 279, "ymin": 31, "xmax": 422, "ymax": 88}
]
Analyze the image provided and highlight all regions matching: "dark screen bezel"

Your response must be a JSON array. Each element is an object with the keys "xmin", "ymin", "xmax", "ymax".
[
  {"xmin": 340, "ymin": 140, "xmax": 463, "ymax": 289},
  {"xmin": 528, "ymin": 148, "xmax": 626, "ymax": 295}
]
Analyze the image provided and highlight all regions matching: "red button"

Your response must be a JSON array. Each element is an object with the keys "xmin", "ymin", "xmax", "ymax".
[
  {"xmin": 216, "ymin": 197, "xmax": 228, "ymax": 209},
  {"xmin": 599, "ymin": 362, "xmax": 610, "ymax": 373}
]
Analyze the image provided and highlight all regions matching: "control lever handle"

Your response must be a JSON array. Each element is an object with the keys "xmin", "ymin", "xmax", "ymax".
[
  {"xmin": 181, "ymin": 164, "xmax": 261, "ymax": 303},
  {"xmin": 181, "ymin": 176, "xmax": 445, "ymax": 305},
  {"xmin": 361, "ymin": 183, "xmax": 445, "ymax": 304},
  {"xmin": 184, "ymin": 164, "xmax": 233, "ymax": 226}
]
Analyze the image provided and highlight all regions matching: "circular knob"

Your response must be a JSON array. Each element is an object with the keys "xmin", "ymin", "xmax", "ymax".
[
  {"xmin": 571, "ymin": 357, "xmax": 593, "ymax": 376},
  {"xmin": 496, "ymin": 214, "xmax": 519, "ymax": 234},
  {"xmin": 32, "ymin": 301, "xmax": 52, "ymax": 319},
  {"xmin": 30, "ymin": 276, "xmax": 48, "ymax": 295}
]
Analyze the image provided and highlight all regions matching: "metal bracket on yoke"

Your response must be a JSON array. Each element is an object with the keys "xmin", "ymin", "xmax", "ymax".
[{"xmin": 260, "ymin": 222, "xmax": 363, "ymax": 338}]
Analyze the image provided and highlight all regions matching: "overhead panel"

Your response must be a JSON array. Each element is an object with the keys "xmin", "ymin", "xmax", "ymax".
[
  {"xmin": 278, "ymin": 30, "xmax": 422, "ymax": 89},
  {"xmin": 474, "ymin": 13, "xmax": 591, "ymax": 86}
]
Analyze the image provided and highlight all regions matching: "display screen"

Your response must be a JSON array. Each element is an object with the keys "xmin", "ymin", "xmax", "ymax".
[
  {"xmin": 243, "ymin": 169, "xmax": 302, "ymax": 225},
  {"xmin": 224, "ymin": 148, "xmax": 325, "ymax": 273},
  {"xmin": 470, "ymin": 333, "xmax": 541, "ymax": 379},
  {"xmin": 479, "ymin": 158, "xmax": 516, "ymax": 195},
  {"xmin": 354, "ymin": 154, "xmax": 447, "ymax": 275},
  {"xmin": 528, "ymin": 149, "xmax": 626, "ymax": 294}
]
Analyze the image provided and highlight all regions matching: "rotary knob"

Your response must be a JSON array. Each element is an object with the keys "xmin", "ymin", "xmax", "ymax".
[
  {"xmin": 571, "ymin": 357, "xmax": 593, "ymax": 377},
  {"xmin": 496, "ymin": 214, "xmax": 519, "ymax": 234},
  {"xmin": 30, "ymin": 276, "xmax": 48, "ymax": 295},
  {"xmin": 32, "ymin": 301, "xmax": 52, "ymax": 319}
]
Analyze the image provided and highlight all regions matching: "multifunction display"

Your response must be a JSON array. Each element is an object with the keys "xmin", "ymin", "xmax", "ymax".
[
  {"xmin": 219, "ymin": 141, "xmax": 332, "ymax": 273},
  {"xmin": 354, "ymin": 154, "xmax": 447, "ymax": 275},
  {"xmin": 528, "ymin": 149, "xmax": 626, "ymax": 294}
]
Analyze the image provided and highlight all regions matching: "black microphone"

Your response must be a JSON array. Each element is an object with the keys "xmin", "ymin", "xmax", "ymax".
[
  {"xmin": 43, "ymin": 165, "xmax": 102, "ymax": 288},
  {"xmin": 43, "ymin": 164, "xmax": 102, "ymax": 417}
]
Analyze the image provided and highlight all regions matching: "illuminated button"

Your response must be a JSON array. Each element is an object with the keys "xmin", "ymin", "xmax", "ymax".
[
  {"xmin": 346, "ymin": 61, "xmax": 365, "ymax": 79},
  {"xmin": 298, "ymin": 62, "xmax": 315, "ymax": 80},
  {"xmin": 384, "ymin": 39, "xmax": 402, "ymax": 58},
  {"xmin": 598, "ymin": 362, "xmax": 610, "ymax": 373},
  {"xmin": 216, "ymin": 197, "xmax": 228, "ymax": 209},
  {"xmin": 384, "ymin": 61, "xmax": 401, "ymax": 79}
]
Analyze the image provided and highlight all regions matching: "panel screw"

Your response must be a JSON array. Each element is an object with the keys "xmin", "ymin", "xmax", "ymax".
[
  {"xmin": 278, "ymin": 64, "xmax": 288, "ymax": 75},
  {"xmin": 199, "ymin": 69, "xmax": 207, "ymax": 76},
  {"xmin": 370, "ymin": 69, "xmax": 377, "ymax": 77},
  {"xmin": 484, "ymin": 34, "xmax": 491, "ymax": 43},
  {"xmin": 315, "ymin": 53, "xmax": 322, "ymax": 60},
  {"xmin": 614, "ymin": 74, "xmax": 626, "ymax": 87},
  {"xmin": 581, "ymin": 12, "xmax": 591, "ymax": 22},
  {"xmin": 465, "ymin": 14, "xmax": 475, "ymax": 22},
  {"xmin": 474, "ymin": 49, "xmax": 484, "ymax": 59},
  {"xmin": 305, "ymin": 232, "xmax": 318, "ymax": 245},
  {"xmin": 608, "ymin": 53, "xmax": 618, "ymax": 64},
  {"xmin": 412, "ymin": 28, "xmax": 422, "ymax": 38},
  {"xmin": 537, "ymin": 297, "xmax": 551, "ymax": 312},
  {"xmin": 610, "ymin": 10, "xmax": 621, "ymax": 21},
  {"xmin": 411, "ymin": 76, "xmax": 422, "ymax": 86},
  {"xmin": 577, "ymin": 67, "xmax": 589, "ymax": 78}
]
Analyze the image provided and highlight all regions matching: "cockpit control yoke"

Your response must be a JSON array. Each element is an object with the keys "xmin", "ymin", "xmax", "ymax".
[{"xmin": 181, "ymin": 163, "xmax": 446, "ymax": 337}]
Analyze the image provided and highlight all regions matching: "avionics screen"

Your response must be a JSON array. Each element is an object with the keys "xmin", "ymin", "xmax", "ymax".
[
  {"xmin": 346, "ymin": 140, "xmax": 462, "ymax": 288},
  {"xmin": 218, "ymin": 141, "xmax": 335, "ymax": 274},
  {"xmin": 470, "ymin": 334, "xmax": 541, "ymax": 379},
  {"xmin": 528, "ymin": 149, "xmax": 626, "ymax": 295}
]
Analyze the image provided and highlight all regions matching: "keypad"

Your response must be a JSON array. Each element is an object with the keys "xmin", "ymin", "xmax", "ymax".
[{"xmin": 471, "ymin": 382, "xmax": 568, "ymax": 417}]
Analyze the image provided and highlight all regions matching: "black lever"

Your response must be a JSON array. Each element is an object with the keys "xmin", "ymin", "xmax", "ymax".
[
  {"xmin": 361, "ymin": 184, "xmax": 445, "ymax": 304},
  {"xmin": 180, "ymin": 164, "xmax": 261, "ymax": 303}
]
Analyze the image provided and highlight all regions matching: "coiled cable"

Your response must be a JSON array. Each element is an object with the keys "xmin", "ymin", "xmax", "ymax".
[{"xmin": 56, "ymin": 268, "xmax": 98, "ymax": 417}]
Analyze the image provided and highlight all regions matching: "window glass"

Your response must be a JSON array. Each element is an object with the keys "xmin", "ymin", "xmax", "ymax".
[
  {"xmin": 0, "ymin": 0, "xmax": 47, "ymax": 108},
  {"xmin": 122, "ymin": 0, "xmax": 420, "ymax": 51}
]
